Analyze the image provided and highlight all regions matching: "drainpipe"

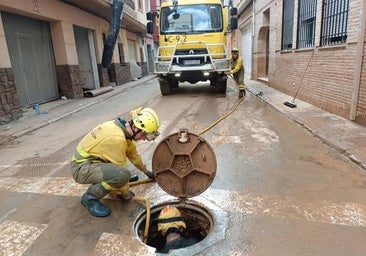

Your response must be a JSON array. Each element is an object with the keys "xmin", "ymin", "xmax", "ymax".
[
  {"xmin": 101, "ymin": 0, "xmax": 124, "ymax": 69},
  {"xmin": 349, "ymin": 2, "xmax": 366, "ymax": 120}
]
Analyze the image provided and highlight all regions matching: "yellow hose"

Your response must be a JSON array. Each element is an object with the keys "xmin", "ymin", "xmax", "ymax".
[
  {"xmin": 129, "ymin": 179, "xmax": 154, "ymax": 243},
  {"xmin": 132, "ymin": 196, "xmax": 151, "ymax": 244},
  {"xmin": 198, "ymin": 76, "xmax": 244, "ymax": 135},
  {"xmin": 129, "ymin": 75, "xmax": 244, "ymax": 244},
  {"xmin": 129, "ymin": 178, "xmax": 154, "ymax": 187}
]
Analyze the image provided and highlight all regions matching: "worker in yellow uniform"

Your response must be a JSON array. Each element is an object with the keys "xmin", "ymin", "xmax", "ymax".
[
  {"xmin": 71, "ymin": 107, "xmax": 160, "ymax": 217},
  {"xmin": 229, "ymin": 47, "xmax": 246, "ymax": 98},
  {"xmin": 156, "ymin": 205, "xmax": 197, "ymax": 253}
]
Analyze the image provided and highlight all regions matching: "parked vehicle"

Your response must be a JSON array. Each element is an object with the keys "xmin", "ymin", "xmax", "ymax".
[{"xmin": 147, "ymin": 0, "xmax": 237, "ymax": 95}]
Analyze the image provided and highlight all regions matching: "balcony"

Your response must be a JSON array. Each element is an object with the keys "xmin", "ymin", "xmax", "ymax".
[{"xmin": 60, "ymin": 0, "xmax": 146, "ymax": 33}]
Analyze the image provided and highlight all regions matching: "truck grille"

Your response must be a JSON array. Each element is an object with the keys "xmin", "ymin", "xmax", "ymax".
[{"xmin": 173, "ymin": 49, "xmax": 210, "ymax": 66}]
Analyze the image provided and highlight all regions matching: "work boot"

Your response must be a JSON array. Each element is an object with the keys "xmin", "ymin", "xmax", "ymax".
[
  {"xmin": 239, "ymin": 89, "xmax": 246, "ymax": 98},
  {"xmin": 81, "ymin": 193, "xmax": 111, "ymax": 217},
  {"xmin": 81, "ymin": 183, "xmax": 111, "ymax": 217}
]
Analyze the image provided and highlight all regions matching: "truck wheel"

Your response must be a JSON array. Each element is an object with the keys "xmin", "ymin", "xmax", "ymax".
[
  {"xmin": 171, "ymin": 80, "xmax": 179, "ymax": 88},
  {"xmin": 215, "ymin": 80, "xmax": 227, "ymax": 93},
  {"xmin": 160, "ymin": 79, "xmax": 172, "ymax": 95},
  {"xmin": 210, "ymin": 79, "xmax": 217, "ymax": 87}
]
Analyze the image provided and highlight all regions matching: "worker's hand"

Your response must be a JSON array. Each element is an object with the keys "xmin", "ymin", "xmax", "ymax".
[{"xmin": 144, "ymin": 170, "xmax": 155, "ymax": 180}]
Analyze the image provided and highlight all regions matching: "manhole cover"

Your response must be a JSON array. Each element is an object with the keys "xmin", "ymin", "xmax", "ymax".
[{"xmin": 152, "ymin": 129, "xmax": 217, "ymax": 198}]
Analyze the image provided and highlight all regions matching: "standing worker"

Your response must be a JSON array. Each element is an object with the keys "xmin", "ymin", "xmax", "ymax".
[
  {"xmin": 71, "ymin": 107, "xmax": 160, "ymax": 217},
  {"xmin": 229, "ymin": 47, "xmax": 246, "ymax": 98},
  {"xmin": 157, "ymin": 205, "xmax": 197, "ymax": 253}
]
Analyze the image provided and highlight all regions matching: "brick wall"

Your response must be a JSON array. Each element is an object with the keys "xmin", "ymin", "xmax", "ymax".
[
  {"xmin": 252, "ymin": 0, "xmax": 366, "ymax": 123},
  {"xmin": 357, "ymin": 36, "xmax": 366, "ymax": 124}
]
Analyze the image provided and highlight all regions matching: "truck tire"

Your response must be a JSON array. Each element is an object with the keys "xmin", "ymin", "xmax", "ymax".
[
  {"xmin": 210, "ymin": 79, "xmax": 217, "ymax": 87},
  {"xmin": 160, "ymin": 79, "xmax": 172, "ymax": 95},
  {"xmin": 171, "ymin": 80, "xmax": 179, "ymax": 88},
  {"xmin": 215, "ymin": 80, "xmax": 227, "ymax": 93}
]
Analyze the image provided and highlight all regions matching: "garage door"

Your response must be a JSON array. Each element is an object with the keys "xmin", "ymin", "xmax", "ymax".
[{"xmin": 1, "ymin": 12, "xmax": 58, "ymax": 108}]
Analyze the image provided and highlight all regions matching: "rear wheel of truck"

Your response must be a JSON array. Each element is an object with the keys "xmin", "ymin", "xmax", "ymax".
[
  {"xmin": 215, "ymin": 79, "xmax": 227, "ymax": 93},
  {"xmin": 171, "ymin": 80, "xmax": 179, "ymax": 88},
  {"xmin": 210, "ymin": 79, "xmax": 217, "ymax": 87},
  {"xmin": 159, "ymin": 79, "xmax": 172, "ymax": 95}
]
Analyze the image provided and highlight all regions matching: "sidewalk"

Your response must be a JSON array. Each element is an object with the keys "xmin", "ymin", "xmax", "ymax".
[
  {"xmin": 0, "ymin": 75, "xmax": 156, "ymax": 145},
  {"xmin": 1, "ymin": 75, "xmax": 366, "ymax": 172},
  {"xmin": 246, "ymin": 80, "xmax": 366, "ymax": 171}
]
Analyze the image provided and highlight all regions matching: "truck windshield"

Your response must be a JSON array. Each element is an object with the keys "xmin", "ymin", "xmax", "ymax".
[{"xmin": 160, "ymin": 4, "xmax": 222, "ymax": 34}]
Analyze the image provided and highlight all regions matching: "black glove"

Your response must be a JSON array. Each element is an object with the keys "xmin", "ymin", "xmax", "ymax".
[
  {"xmin": 145, "ymin": 170, "xmax": 155, "ymax": 180},
  {"xmin": 129, "ymin": 174, "xmax": 138, "ymax": 182}
]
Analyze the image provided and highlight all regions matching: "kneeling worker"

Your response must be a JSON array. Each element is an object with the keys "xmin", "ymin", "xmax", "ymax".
[{"xmin": 71, "ymin": 107, "xmax": 160, "ymax": 217}]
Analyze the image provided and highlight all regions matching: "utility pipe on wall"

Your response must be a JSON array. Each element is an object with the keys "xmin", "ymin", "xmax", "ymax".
[{"xmin": 101, "ymin": 0, "xmax": 124, "ymax": 69}]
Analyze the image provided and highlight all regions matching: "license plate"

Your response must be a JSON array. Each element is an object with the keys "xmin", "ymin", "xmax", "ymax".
[{"xmin": 184, "ymin": 59, "xmax": 200, "ymax": 65}]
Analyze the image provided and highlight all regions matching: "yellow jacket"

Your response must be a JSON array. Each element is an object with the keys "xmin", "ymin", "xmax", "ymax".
[
  {"xmin": 72, "ymin": 119, "xmax": 147, "ymax": 172},
  {"xmin": 230, "ymin": 55, "xmax": 244, "ymax": 75}
]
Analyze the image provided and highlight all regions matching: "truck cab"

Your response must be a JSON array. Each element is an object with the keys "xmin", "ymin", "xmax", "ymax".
[{"xmin": 147, "ymin": 0, "xmax": 237, "ymax": 95}]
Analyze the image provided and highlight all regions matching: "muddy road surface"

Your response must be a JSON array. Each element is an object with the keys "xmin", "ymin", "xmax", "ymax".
[{"xmin": 0, "ymin": 79, "xmax": 365, "ymax": 256}]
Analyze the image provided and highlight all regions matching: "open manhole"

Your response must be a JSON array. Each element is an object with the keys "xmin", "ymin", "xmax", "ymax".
[
  {"xmin": 133, "ymin": 130, "xmax": 223, "ymax": 253},
  {"xmin": 134, "ymin": 200, "xmax": 213, "ymax": 252}
]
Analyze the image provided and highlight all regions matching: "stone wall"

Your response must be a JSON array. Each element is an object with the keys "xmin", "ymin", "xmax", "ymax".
[
  {"xmin": 97, "ymin": 64, "xmax": 110, "ymax": 87},
  {"xmin": 0, "ymin": 68, "xmax": 22, "ymax": 125},
  {"xmin": 56, "ymin": 65, "xmax": 83, "ymax": 99},
  {"xmin": 110, "ymin": 63, "xmax": 131, "ymax": 85},
  {"xmin": 138, "ymin": 62, "xmax": 148, "ymax": 77}
]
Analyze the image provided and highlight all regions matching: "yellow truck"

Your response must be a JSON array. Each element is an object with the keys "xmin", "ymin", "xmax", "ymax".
[{"xmin": 147, "ymin": 0, "xmax": 237, "ymax": 95}]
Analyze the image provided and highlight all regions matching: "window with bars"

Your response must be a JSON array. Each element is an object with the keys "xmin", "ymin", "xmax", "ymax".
[
  {"xmin": 297, "ymin": 0, "xmax": 317, "ymax": 49},
  {"xmin": 282, "ymin": 0, "xmax": 295, "ymax": 50},
  {"xmin": 321, "ymin": 0, "xmax": 349, "ymax": 46}
]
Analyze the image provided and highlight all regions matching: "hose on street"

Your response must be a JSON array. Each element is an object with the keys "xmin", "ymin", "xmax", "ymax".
[
  {"xmin": 129, "ymin": 75, "xmax": 244, "ymax": 244},
  {"xmin": 198, "ymin": 75, "xmax": 244, "ymax": 135}
]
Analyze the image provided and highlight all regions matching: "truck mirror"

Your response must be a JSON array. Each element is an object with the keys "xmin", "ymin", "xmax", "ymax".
[
  {"xmin": 146, "ymin": 12, "xmax": 154, "ymax": 21},
  {"xmin": 230, "ymin": 18, "xmax": 238, "ymax": 30},
  {"xmin": 147, "ymin": 22, "xmax": 154, "ymax": 34},
  {"xmin": 230, "ymin": 7, "xmax": 238, "ymax": 16}
]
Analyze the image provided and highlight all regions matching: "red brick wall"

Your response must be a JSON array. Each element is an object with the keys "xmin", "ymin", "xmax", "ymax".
[
  {"xmin": 357, "ymin": 34, "xmax": 366, "ymax": 124},
  {"xmin": 265, "ymin": 0, "xmax": 365, "ymax": 123}
]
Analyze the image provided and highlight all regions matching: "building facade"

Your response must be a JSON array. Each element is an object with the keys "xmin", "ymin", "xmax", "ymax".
[
  {"xmin": 0, "ymin": 0, "xmax": 151, "ymax": 124},
  {"xmin": 233, "ymin": 0, "xmax": 366, "ymax": 125}
]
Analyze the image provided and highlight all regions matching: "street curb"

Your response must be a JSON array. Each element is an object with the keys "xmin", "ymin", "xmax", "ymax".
[{"xmin": 0, "ymin": 75, "xmax": 157, "ymax": 146}]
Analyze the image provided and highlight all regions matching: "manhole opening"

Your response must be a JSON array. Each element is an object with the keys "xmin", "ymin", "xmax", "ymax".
[{"xmin": 134, "ymin": 201, "xmax": 213, "ymax": 252}]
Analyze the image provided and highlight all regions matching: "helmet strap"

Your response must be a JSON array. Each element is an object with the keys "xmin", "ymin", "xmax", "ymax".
[{"xmin": 129, "ymin": 120, "xmax": 141, "ymax": 140}]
